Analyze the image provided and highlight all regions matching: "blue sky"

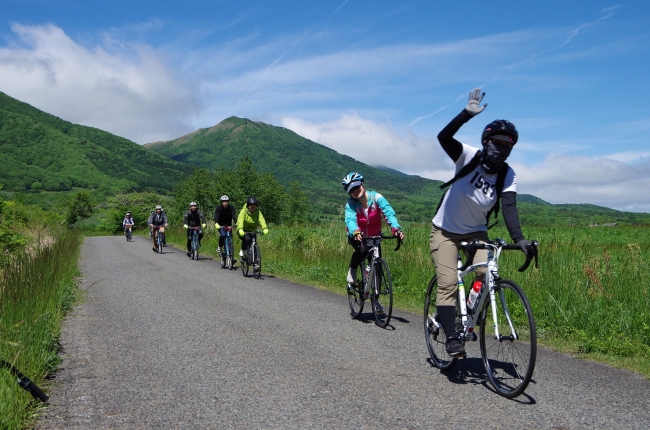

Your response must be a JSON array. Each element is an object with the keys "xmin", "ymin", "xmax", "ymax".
[{"xmin": 1, "ymin": 1, "xmax": 649, "ymax": 211}]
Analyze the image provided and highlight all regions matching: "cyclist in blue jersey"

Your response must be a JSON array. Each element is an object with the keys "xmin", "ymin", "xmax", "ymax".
[{"xmin": 342, "ymin": 172, "xmax": 404, "ymax": 313}]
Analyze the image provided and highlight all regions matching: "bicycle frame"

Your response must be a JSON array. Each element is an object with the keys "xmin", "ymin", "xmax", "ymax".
[
  {"xmin": 222, "ymin": 227, "xmax": 233, "ymax": 257},
  {"xmin": 446, "ymin": 241, "xmax": 531, "ymax": 343},
  {"xmin": 190, "ymin": 228, "xmax": 200, "ymax": 246},
  {"xmin": 248, "ymin": 232, "xmax": 259, "ymax": 263},
  {"xmin": 455, "ymin": 245, "xmax": 501, "ymax": 341},
  {"xmin": 360, "ymin": 237, "xmax": 382, "ymax": 297},
  {"xmin": 358, "ymin": 235, "xmax": 400, "ymax": 297},
  {"xmin": 152, "ymin": 226, "xmax": 164, "ymax": 252}
]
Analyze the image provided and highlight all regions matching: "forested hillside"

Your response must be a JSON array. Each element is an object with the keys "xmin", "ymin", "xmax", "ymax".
[
  {"xmin": 146, "ymin": 116, "xmax": 650, "ymax": 226},
  {"xmin": 0, "ymin": 91, "xmax": 193, "ymax": 193},
  {"xmin": 145, "ymin": 116, "xmax": 444, "ymax": 221}
]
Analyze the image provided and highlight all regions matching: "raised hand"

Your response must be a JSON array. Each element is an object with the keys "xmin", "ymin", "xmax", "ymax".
[{"xmin": 465, "ymin": 88, "xmax": 487, "ymax": 116}]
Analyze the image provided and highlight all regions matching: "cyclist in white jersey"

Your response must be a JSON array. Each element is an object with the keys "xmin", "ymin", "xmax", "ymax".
[{"xmin": 431, "ymin": 88, "xmax": 534, "ymax": 357}]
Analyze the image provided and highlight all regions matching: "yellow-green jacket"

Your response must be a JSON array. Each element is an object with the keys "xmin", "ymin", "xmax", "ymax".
[{"xmin": 236, "ymin": 203, "xmax": 268, "ymax": 236}]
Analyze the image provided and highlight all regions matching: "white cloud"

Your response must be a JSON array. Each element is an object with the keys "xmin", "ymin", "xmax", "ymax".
[
  {"xmin": 282, "ymin": 113, "xmax": 453, "ymax": 176},
  {"xmin": 503, "ymin": 154, "xmax": 650, "ymax": 212},
  {"xmin": 0, "ymin": 23, "xmax": 199, "ymax": 143}
]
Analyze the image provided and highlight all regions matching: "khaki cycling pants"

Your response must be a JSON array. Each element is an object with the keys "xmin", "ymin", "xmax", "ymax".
[{"xmin": 430, "ymin": 224, "xmax": 488, "ymax": 307}]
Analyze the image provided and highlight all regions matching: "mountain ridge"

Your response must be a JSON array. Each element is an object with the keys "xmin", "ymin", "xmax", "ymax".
[{"xmin": 0, "ymin": 91, "xmax": 193, "ymax": 193}]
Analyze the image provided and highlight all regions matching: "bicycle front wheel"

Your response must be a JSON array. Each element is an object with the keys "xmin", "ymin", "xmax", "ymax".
[
  {"xmin": 479, "ymin": 279, "xmax": 537, "ymax": 398},
  {"xmin": 241, "ymin": 247, "xmax": 250, "ymax": 277},
  {"xmin": 192, "ymin": 236, "xmax": 199, "ymax": 260},
  {"xmin": 423, "ymin": 275, "xmax": 457, "ymax": 370},
  {"xmin": 348, "ymin": 262, "xmax": 365, "ymax": 318},
  {"xmin": 227, "ymin": 240, "xmax": 234, "ymax": 270},
  {"xmin": 370, "ymin": 258, "xmax": 393, "ymax": 328},
  {"xmin": 252, "ymin": 243, "xmax": 262, "ymax": 279},
  {"xmin": 157, "ymin": 233, "xmax": 163, "ymax": 254}
]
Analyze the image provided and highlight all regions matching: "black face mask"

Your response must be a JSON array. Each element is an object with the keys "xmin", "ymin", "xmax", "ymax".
[{"xmin": 481, "ymin": 141, "xmax": 511, "ymax": 174}]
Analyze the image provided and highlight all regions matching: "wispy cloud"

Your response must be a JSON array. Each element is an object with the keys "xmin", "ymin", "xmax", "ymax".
[
  {"xmin": 408, "ymin": 6, "xmax": 623, "ymax": 126},
  {"xmin": 234, "ymin": 0, "xmax": 350, "ymax": 109}
]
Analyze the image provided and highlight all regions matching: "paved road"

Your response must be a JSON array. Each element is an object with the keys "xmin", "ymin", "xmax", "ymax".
[{"xmin": 38, "ymin": 236, "xmax": 650, "ymax": 429}]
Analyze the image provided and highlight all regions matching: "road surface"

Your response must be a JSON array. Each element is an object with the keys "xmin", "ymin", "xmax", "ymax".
[{"xmin": 37, "ymin": 236, "xmax": 650, "ymax": 429}]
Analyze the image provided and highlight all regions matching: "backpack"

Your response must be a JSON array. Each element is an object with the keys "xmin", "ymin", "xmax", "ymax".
[{"xmin": 435, "ymin": 150, "xmax": 509, "ymax": 228}]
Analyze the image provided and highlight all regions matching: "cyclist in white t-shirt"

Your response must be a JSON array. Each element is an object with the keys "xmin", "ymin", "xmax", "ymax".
[{"xmin": 431, "ymin": 88, "xmax": 534, "ymax": 357}]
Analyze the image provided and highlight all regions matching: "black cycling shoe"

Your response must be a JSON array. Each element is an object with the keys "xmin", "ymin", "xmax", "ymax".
[
  {"xmin": 446, "ymin": 336, "xmax": 465, "ymax": 357},
  {"xmin": 187, "ymin": 251, "xmax": 192, "ymax": 258}
]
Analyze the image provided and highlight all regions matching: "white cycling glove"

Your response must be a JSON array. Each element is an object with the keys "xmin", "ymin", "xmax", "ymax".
[{"xmin": 465, "ymin": 88, "xmax": 487, "ymax": 117}]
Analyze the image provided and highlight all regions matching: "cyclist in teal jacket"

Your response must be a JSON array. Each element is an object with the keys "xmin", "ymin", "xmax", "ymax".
[{"xmin": 342, "ymin": 172, "xmax": 404, "ymax": 312}]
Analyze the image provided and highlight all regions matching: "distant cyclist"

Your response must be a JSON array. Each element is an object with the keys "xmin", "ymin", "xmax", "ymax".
[
  {"xmin": 122, "ymin": 211, "xmax": 134, "ymax": 237},
  {"xmin": 148, "ymin": 205, "xmax": 169, "ymax": 252},
  {"xmin": 342, "ymin": 172, "xmax": 404, "ymax": 312},
  {"xmin": 214, "ymin": 195, "xmax": 237, "ymax": 259},
  {"xmin": 236, "ymin": 196, "xmax": 268, "ymax": 260},
  {"xmin": 431, "ymin": 88, "xmax": 533, "ymax": 357},
  {"xmin": 183, "ymin": 202, "xmax": 207, "ymax": 258}
]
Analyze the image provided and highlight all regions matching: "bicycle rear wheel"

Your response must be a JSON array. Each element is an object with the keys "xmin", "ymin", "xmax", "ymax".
[
  {"xmin": 252, "ymin": 243, "xmax": 262, "ymax": 279},
  {"xmin": 347, "ymin": 262, "xmax": 365, "ymax": 318},
  {"xmin": 424, "ymin": 275, "xmax": 458, "ymax": 370},
  {"xmin": 479, "ymin": 279, "xmax": 536, "ymax": 398},
  {"xmin": 370, "ymin": 258, "xmax": 393, "ymax": 328}
]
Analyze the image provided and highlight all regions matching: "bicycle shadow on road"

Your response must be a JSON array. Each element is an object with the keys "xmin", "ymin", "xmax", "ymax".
[
  {"xmin": 427, "ymin": 357, "xmax": 537, "ymax": 404},
  {"xmin": 241, "ymin": 273, "xmax": 276, "ymax": 279},
  {"xmin": 350, "ymin": 313, "xmax": 409, "ymax": 331}
]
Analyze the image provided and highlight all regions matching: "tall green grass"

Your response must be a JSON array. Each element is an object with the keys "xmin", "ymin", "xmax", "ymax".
[
  {"xmin": 0, "ymin": 231, "xmax": 82, "ymax": 429},
  {"xmin": 259, "ymin": 224, "xmax": 650, "ymax": 358}
]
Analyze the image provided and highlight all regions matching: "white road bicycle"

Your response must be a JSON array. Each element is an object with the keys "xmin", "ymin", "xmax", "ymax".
[{"xmin": 423, "ymin": 238, "xmax": 539, "ymax": 398}]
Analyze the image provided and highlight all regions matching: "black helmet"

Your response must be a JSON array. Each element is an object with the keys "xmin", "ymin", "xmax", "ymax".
[
  {"xmin": 246, "ymin": 196, "xmax": 258, "ymax": 206},
  {"xmin": 481, "ymin": 120, "xmax": 518, "ymax": 145}
]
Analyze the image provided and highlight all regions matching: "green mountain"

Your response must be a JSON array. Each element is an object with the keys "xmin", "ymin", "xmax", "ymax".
[
  {"xmin": 145, "ymin": 116, "xmax": 650, "ymax": 225},
  {"xmin": 145, "ymin": 116, "xmax": 444, "ymax": 221},
  {"xmin": 0, "ymin": 91, "xmax": 193, "ymax": 194}
]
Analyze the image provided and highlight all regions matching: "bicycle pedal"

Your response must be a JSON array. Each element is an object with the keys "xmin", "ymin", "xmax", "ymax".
[{"xmin": 467, "ymin": 332, "xmax": 478, "ymax": 342}]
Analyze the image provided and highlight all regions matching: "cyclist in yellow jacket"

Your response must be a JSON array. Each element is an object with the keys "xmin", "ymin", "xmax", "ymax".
[{"xmin": 236, "ymin": 196, "xmax": 269, "ymax": 259}]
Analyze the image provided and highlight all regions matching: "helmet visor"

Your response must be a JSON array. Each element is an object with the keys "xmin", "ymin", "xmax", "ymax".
[{"xmin": 345, "ymin": 180, "xmax": 363, "ymax": 193}]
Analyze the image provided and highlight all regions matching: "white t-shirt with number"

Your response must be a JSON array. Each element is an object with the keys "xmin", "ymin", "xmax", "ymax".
[{"xmin": 433, "ymin": 143, "xmax": 516, "ymax": 235}]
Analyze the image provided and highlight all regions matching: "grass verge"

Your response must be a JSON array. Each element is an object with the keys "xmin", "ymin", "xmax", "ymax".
[{"xmin": 0, "ymin": 231, "xmax": 83, "ymax": 429}]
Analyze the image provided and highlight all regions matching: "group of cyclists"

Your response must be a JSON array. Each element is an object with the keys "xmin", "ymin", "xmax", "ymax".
[
  {"xmin": 121, "ymin": 195, "xmax": 269, "ymax": 261},
  {"xmin": 121, "ymin": 88, "xmax": 534, "ymax": 360}
]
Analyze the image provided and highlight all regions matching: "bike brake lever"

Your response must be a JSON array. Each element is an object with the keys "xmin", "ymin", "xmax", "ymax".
[{"xmin": 518, "ymin": 240, "xmax": 539, "ymax": 272}]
